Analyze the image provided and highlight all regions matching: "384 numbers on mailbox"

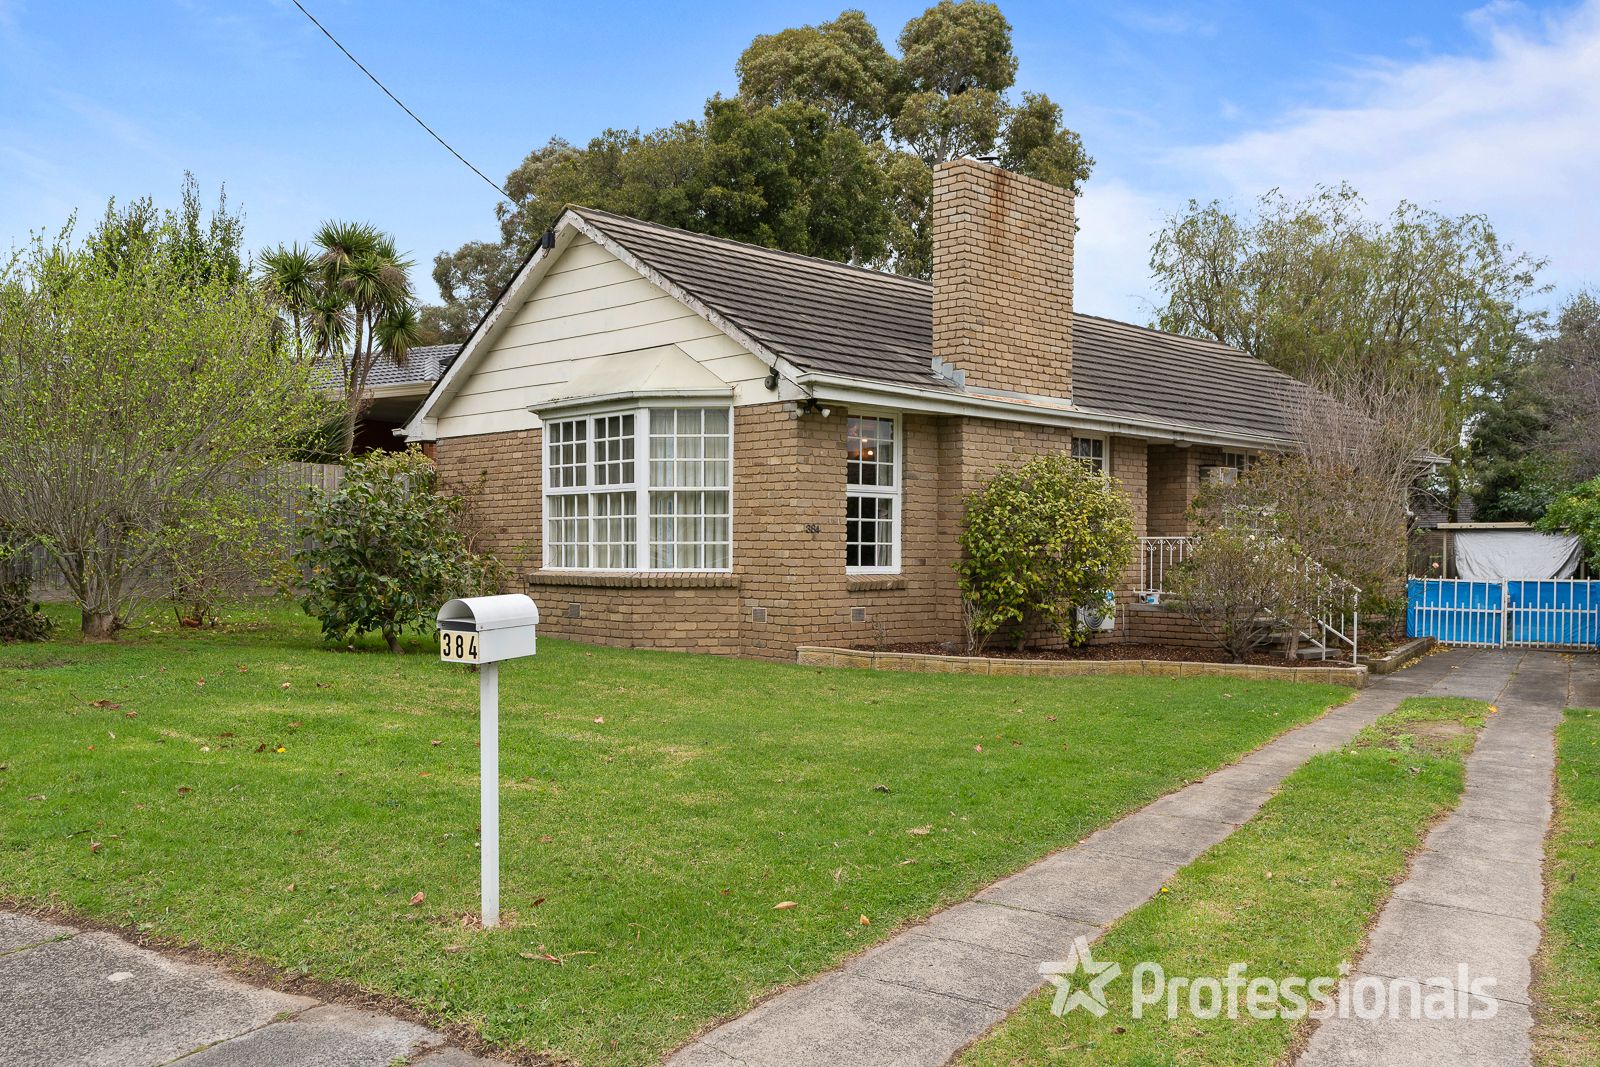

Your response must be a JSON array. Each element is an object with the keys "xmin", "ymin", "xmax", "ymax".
[{"xmin": 439, "ymin": 628, "xmax": 479, "ymax": 663}]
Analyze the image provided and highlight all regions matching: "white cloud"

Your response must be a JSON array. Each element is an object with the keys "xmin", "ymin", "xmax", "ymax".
[
  {"xmin": 1180, "ymin": 0, "xmax": 1600, "ymax": 295},
  {"xmin": 1078, "ymin": 0, "xmax": 1600, "ymax": 323},
  {"xmin": 1073, "ymin": 179, "xmax": 1169, "ymax": 324}
]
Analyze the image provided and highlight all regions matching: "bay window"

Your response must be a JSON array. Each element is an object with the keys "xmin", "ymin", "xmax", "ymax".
[
  {"xmin": 847, "ymin": 414, "xmax": 899, "ymax": 572},
  {"xmin": 542, "ymin": 406, "xmax": 730, "ymax": 571}
]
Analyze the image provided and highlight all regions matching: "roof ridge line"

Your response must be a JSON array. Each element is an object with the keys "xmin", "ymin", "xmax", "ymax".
[{"xmin": 570, "ymin": 206, "xmax": 935, "ymax": 291}]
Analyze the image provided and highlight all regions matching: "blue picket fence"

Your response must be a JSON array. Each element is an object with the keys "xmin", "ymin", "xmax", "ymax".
[{"xmin": 1408, "ymin": 578, "xmax": 1600, "ymax": 649}]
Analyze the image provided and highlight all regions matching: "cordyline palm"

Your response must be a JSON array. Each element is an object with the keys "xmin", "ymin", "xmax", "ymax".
[
  {"xmin": 256, "ymin": 243, "xmax": 317, "ymax": 362},
  {"xmin": 315, "ymin": 221, "xmax": 420, "ymax": 455},
  {"xmin": 256, "ymin": 222, "xmax": 420, "ymax": 456}
]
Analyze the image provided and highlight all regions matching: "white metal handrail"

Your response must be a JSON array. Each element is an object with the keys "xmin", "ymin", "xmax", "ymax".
[
  {"xmin": 1137, "ymin": 534, "xmax": 1361, "ymax": 662},
  {"xmin": 1138, "ymin": 536, "xmax": 1192, "ymax": 598}
]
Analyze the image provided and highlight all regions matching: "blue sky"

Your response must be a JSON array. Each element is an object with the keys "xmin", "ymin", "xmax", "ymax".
[{"xmin": 2, "ymin": 0, "xmax": 1596, "ymax": 322}]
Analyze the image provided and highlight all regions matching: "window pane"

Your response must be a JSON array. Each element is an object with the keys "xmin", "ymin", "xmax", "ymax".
[
  {"xmin": 547, "ymin": 419, "xmax": 588, "ymax": 489},
  {"xmin": 648, "ymin": 488, "xmax": 730, "ymax": 570},
  {"xmin": 1071, "ymin": 436, "xmax": 1106, "ymax": 473},
  {"xmin": 591, "ymin": 491, "xmax": 637, "ymax": 569},
  {"xmin": 846, "ymin": 493, "xmax": 894, "ymax": 569},
  {"xmin": 847, "ymin": 416, "xmax": 895, "ymax": 488},
  {"xmin": 546, "ymin": 494, "xmax": 589, "ymax": 569},
  {"xmin": 594, "ymin": 414, "xmax": 635, "ymax": 487}
]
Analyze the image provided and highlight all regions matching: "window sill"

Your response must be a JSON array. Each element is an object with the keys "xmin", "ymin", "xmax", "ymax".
[
  {"xmin": 527, "ymin": 570, "xmax": 739, "ymax": 590},
  {"xmin": 846, "ymin": 574, "xmax": 907, "ymax": 592}
]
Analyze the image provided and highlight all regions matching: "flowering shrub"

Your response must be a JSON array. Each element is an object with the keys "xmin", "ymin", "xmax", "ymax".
[
  {"xmin": 956, "ymin": 453, "xmax": 1135, "ymax": 652},
  {"xmin": 1171, "ymin": 526, "xmax": 1316, "ymax": 662}
]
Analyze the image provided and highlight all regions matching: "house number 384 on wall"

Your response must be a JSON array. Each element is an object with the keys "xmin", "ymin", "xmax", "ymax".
[{"xmin": 804, "ymin": 523, "xmax": 822, "ymax": 534}]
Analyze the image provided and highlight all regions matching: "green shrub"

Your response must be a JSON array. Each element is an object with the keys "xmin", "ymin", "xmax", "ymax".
[
  {"xmin": 1171, "ymin": 527, "xmax": 1316, "ymax": 663},
  {"xmin": 0, "ymin": 542, "xmax": 51, "ymax": 643},
  {"xmin": 1538, "ymin": 475, "xmax": 1600, "ymax": 570},
  {"xmin": 293, "ymin": 449, "xmax": 501, "ymax": 652},
  {"xmin": 955, "ymin": 452, "xmax": 1135, "ymax": 652}
]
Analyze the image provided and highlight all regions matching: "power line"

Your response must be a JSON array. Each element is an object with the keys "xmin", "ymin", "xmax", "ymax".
[{"xmin": 288, "ymin": 0, "xmax": 510, "ymax": 201}]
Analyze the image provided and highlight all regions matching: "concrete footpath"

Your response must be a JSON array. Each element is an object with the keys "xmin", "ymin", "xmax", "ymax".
[
  {"xmin": 0, "ymin": 913, "xmax": 495, "ymax": 1067},
  {"xmin": 666, "ymin": 648, "xmax": 1500, "ymax": 1067},
  {"xmin": 1300, "ymin": 650, "xmax": 1589, "ymax": 1067}
]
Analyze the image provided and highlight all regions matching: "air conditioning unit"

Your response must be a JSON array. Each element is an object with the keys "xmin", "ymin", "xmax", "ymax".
[
  {"xmin": 1201, "ymin": 465, "xmax": 1240, "ymax": 486},
  {"xmin": 1077, "ymin": 592, "xmax": 1117, "ymax": 633}
]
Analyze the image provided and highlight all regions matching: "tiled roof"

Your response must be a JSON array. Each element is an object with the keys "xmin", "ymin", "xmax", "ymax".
[
  {"xmin": 365, "ymin": 344, "xmax": 461, "ymax": 388},
  {"xmin": 574, "ymin": 206, "xmax": 1309, "ymax": 441}
]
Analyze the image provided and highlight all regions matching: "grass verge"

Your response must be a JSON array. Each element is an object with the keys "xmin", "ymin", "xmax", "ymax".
[
  {"xmin": 0, "ymin": 602, "xmax": 1344, "ymax": 1066},
  {"xmin": 1533, "ymin": 705, "xmax": 1600, "ymax": 1066},
  {"xmin": 957, "ymin": 696, "xmax": 1488, "ymax": 1067}
]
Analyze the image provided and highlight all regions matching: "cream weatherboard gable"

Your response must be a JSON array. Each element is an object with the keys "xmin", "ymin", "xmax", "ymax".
[{"xmin": 427, "ymin": 234, "xmax": 776, "ymax": 440}]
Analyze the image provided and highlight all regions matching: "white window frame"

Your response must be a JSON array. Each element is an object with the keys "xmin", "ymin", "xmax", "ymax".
[
  {"xmin": 541, "ymin": 403, "xmax": 733, "ymax": 573},
  {"xmin": 846, "ymin": 412, "xmax": 902, "ymax": 575},
  {"xmin": 1071, "ymin": 434, "xmax": 1109, "ymax": 474}
]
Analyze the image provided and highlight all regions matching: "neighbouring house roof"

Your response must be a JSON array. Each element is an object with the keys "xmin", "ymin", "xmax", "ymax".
[
  {"xmin": 364, "ymin": 344, "xmax": 461, "ymax": 390},
  {"xmin": 567, "ymin": 207, "xmax": 1310, "ymax": 442}
]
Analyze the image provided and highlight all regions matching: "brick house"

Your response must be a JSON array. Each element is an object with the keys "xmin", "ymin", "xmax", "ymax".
[{"xmin": 403, "ymin": 159, "xmax": 1312, "ymax": 659}]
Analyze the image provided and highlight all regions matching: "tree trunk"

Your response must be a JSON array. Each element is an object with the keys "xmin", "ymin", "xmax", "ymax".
[
  {"xmin": 82, "ymin": 609, "xmax": 116, "ymax": 641},
  {"xmin": 384, "ymin": 629, "xmax": 402, "ymax": 654}
]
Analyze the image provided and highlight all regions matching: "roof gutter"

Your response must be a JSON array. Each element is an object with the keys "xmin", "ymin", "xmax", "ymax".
[{"xmin": 795, "ymin": 371, "xmax": 1297, "ymax": 451}]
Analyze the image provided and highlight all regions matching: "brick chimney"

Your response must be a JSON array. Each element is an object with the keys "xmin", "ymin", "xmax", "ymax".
[{"xmin": 931, "ymin": 158, "xmax": 1074, "ymax": 399}]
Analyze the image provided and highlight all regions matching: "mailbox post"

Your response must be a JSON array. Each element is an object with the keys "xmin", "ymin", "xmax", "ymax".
[{"xmin": 436, "ymin": 594, "xmax": 539, "ymax": 929}]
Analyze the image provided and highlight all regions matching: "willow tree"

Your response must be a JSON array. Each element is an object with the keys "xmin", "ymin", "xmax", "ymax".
[
  {"xmin": 0, "ymin": 201, "xmax": 326, "ymax": 637},
  {"xmin": 1150, "ymin": 185, "xmax": 1546, "ymax": 518}
]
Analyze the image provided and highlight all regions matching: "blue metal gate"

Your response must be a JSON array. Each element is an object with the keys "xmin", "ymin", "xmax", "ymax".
[{"xmin": 1408, "ymin": 578, "xmax": 1600, "ymax": 649}]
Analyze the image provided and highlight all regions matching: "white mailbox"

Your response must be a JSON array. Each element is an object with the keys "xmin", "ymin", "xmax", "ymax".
[
  {"xmin": 435, "ymin": 593, "xmax": 539, "ymax": 930},
  {"xmin": 436, "ymin": 594, "xmax": 539, "ymax": 664}
]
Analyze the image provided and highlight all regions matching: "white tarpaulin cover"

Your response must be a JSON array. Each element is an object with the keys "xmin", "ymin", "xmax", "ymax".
[{"xmin": 1455, "ymin": 530, "xmax": 1584, "ymax": 581}]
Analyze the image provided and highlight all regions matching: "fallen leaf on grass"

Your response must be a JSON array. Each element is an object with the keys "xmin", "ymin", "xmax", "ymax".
[
  {"xmin": 431, "ymin": 739, "xmax": 442, "ymax": 746},
  {"xmin": 26, "ymin": 794, "xmax": 44, "ymax": 802},
  {"xmin": 773, "ymin": 901, "xmax": 798, "ymax": 910},
  {"xmin": 176, "ymin": 786, "xmax": 191, "ymax": 795},
  {"xmin": 592, "ymin": 716, "xmax": 605, "ymax": 724},
  {"xmin": 538, "ymin": 835, "xmax": 554, "ymax": 844},
  {"xmin": 419, "ymin": 772, "xmax": 431, "ymax": 778},
  {"xmin": 973, "ymin": 744, "xmax": 983, "ymax": 753},
  {"xmin": 89, "ymin": 700, "xmax": 122, "ymax": 710},
  {"xmin": 858, "ymin": 915, "xmax": 870, "ymax": 926},
  {"xmin": 531, "ymin": 896, "xmax": 546, "ymax": 907},
  {"xmin": 286, "ymin": 884, "xmax": 295, "ymax": 892},
  {"xmin": 124, "ymin": 711, "xmax": 137, "ymax": 719},
  {"xmin": 236, "ymin": 665, "xmax": 248, "ymax": 673},
  {"xmin": 316, "ymin": 682, "xmax": 331, "ymax": 689},
  {"xmin": 906, "ymin": 826, "xmax": 931, "ymax": 836},
  {"xmin": 89, "ymin": 841, "xmax": 102, "ymax": 853},
  {"xmin": 279, "ymin": 682, "xmax": 291, "ymax": 690},
  {"xmin": 871, "ymin": 784, "xmax": 891, "ymax": 793},
  {"xmin": 409, "ymin": 891, "xmax": 425, "ymax": 906},
  {"xmin": 195, "ymin": 679, "xmax": 205, "ymax": 688},
  {"xmin": 274, "ymin": 746, "xmax": 286, "ymax": 754},
  {"xmin": 255, "ymin": 744, "xmax": 266, "ymax": 753}
]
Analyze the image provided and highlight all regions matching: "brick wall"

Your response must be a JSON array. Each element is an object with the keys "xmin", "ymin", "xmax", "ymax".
[
  {"xmin": 434, "ymin": 407, "xmax": 1211, "ymax": 660},
  {"xmin": 932, "ymin": 160, "xmax": 1074, "ymax": 398}
]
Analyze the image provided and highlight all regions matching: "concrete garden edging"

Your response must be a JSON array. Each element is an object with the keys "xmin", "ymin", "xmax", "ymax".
[
  {"xmin": 1358, "ymin": 636, "xmax": 1435, "ymax": 675},
  {"xmin": 795, "ymin": 647, "xmax": 1369, "ymax": 688}
]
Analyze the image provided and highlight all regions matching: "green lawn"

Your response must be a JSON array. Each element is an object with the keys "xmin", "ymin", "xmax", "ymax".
[
  {"xmin": 1535, "ymin": 705, "xmax": 1600, "ymax": 1067},
  {"xmin": 0, "ymin": 603, "xmax": 1344, "ymax": 1065},
  {"xmin": 957, "ymin": 697, "xmax": 1487, "ymax": 1067}
]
